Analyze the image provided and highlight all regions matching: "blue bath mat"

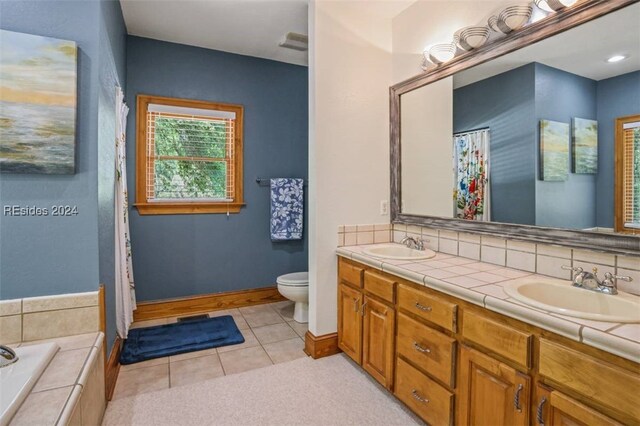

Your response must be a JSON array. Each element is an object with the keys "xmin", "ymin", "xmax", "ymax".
[{"xmin": 120, "ymin": 315, "xmax": 244, "ymax": 365}]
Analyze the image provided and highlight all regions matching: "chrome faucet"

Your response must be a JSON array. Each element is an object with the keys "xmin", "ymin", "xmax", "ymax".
[
  {"xmin": 562, "ymin": 265, "xmax": 632, "ymax": 295},
  {"xmin": 400, "ymin": 236, "xmax": 426, "ymax": 251},
  {"xmin": 0, "ymin": 345, "xmax": 18, "ymax": 368}
]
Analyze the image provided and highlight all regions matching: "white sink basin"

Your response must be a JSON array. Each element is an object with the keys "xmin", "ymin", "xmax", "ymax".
[
  {"xmin": 504, "ymin": 278, "xmax": 640, "ymax": 323},
  {"xmin": 362, "ymin": 244, "xmax": 436, "ymax": 261}
]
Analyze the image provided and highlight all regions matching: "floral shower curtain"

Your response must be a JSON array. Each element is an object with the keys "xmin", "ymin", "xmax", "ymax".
[
  {"xmin": 453, "ymin": 129, "xmax": 490, "ymax": 221},
  {"xmin": 115, "ymin": 87, "xmax": 136, "ymax": 338}
]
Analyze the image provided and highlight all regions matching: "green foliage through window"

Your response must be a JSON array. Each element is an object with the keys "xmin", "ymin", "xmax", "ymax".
[{"xmin": 152, "ymin": 116, "xmax": 232, "ymax": 200}]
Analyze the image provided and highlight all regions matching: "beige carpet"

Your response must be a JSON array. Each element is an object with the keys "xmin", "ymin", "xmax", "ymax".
[{"xmin": 103, "ymin": 354, "xmax": 422, "ymax": 426}]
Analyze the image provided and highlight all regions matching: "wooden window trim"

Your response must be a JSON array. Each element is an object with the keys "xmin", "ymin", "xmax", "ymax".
[
  {"xmin": 614, "ymin": 114, "xmax": 640, "ymax": 234},
  {"xmin": 134, "ymin": 94, "xmax": 245, "ymax": 215}
]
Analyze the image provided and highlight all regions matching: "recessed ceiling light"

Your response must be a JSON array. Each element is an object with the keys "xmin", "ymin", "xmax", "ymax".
[{"xmin": 607, "ymin": 55, "xmax": 627, "ymax": 63}]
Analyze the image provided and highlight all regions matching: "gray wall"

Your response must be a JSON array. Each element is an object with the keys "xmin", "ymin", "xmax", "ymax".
[
  {"xmin": 1, "ymin": 1, "xmax": 102, "ymax": 299},
  {"xmin": 0, "ymin": 0, "xmax": 127, "ymax": 354},
  {"xmin": 534, "ymin": 63, "xmax": 597, "ymax": 230},
  {"xmin": 596, "ymin": 71, "xmax": 640, "ymax": 227},
  {"xmin": 125, "ymin": 36, "xmax": 308, "ymax": 302},
  {"xmin": 453, "ymin": 63, "xmax": 537, "ymax": 225}
]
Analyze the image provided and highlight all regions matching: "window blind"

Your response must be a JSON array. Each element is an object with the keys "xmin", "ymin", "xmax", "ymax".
[
  {"xmin": 622, "ymin": 121, "xmax": 640, "ymax": 229},
  {"xmin": 146, "ymin": 105, "xmax": 236, "ymax": 202}
]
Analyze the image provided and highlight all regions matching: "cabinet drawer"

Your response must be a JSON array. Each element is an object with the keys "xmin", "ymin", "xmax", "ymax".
[
  {"xmin": 339, "ymin": 259, "xmax": 363, "ymax": 288},
  {"xmin": 363, "ymin": 270, "xmax": 395, "ymax": 303},
  {"xmin": 462, "ymin": 310, "xmax": 532, "ymax": 368},
  {"xmin": 397, "ymin": 284, "xmax": 457, "ymax": 332},
  {"xmin": 539, "ymin": 339, "xmax": 640, "ymax": 421},
  {"xmin": 396, "ymin": 313, "xmax": 456, "ymax": 387},
  {"xmin": 395, "ymin": 357, "xmax": 453, "ymax": 426}
]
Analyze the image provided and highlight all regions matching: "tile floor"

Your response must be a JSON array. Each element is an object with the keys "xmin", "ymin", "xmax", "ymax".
[{"xmin": 112, "ymin": 301, "xmax": 308, "ymax": 400}]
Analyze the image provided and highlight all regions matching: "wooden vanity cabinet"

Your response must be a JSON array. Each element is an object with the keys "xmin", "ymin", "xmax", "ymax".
[
  {"xmin": 337, "ymin": 282, "xmax": 363, "ymax": 363},
  {"xmin": 337, "ymin": 259, "xmax": 396, "ymax": 389},
  {"xmin": 362, "ymin": 296, "xmax": 395, "ymax": 388},
  {"xmin": 457, "ymin": 345, "xmax": 531, "ymax": 426},
  {"xmin": 534, "ymin": 385, "xmax": 622, "ymax": 426},
  {"xmin": 336, "ymin": 258, "xmax": 639, "ymax": 426}
]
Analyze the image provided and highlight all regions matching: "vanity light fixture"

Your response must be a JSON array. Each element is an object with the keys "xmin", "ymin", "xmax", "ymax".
[
  {"xmin": 427, "ymin": 43, "xmax": 457, "ymax": 65},
  {"xmin": 533, "ymin": 0, "xmax": 578, "ymax": 13},
  {"xmin": 607, "ymin": 55, "xmax": 628, "ymax": 63}
]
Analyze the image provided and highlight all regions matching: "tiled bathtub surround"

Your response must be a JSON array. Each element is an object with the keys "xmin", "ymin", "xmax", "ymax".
[
  {"xmin": 338, "ymin": 224, "xmax": 391, "ymax": 247},
  {"xmin": 0, "ymin": 291, "xmax": 100, "ymax": 344},
  {"xmin": 337, "ymin": 244, "xmax": 640, "ymax": 363},
  {"xmin": 389, "ymin": 224, "xmax": 640, "ymax": 296},
  {"xmin": 9, "ymin": 332, "xmax": 105, "ymax": 426}
]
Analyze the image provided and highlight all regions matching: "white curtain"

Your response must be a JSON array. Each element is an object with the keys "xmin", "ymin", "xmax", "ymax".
[
  {"xmin": 115, "ymin": 87, "xmax": 136, "ymax": 338},
  {"xmin": 453, "ymin": 129, "xmax": 491, "ymax": 222}
]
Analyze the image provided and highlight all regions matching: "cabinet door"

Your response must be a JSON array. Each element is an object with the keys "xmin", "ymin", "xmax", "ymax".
[
  {"xmin": 362, "ymin": 296, "xmax": 395, "ymax": 389},
  {"xmin": 458, "ymin": 345, "xmax": 530, "ymax": 426},
  {"xmin": 534, "ymin": 385, "xmax": 622, "ymax": 426},
  {"xmin": 337, "ymin": 283, "xmax": 362, "ymax": 363}
]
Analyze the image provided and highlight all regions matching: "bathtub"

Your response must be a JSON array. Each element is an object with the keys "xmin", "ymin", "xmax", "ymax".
[{"xmin": 0, "ymin": 342, "xmax": 59, "ymax": 426}]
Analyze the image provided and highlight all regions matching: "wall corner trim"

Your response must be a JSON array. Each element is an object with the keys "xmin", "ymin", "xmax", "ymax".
[{"xmin": 304, "ymin": 331, "xmax": 341, "ymax": 359}]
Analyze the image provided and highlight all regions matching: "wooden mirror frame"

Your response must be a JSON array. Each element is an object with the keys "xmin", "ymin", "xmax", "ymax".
[{"xmin": 390, "ymin": 0, "xmax": 640, "ymax": 255}]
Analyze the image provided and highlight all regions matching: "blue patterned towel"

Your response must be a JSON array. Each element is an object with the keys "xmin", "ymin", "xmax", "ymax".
[{"xmin": 270, "ymin": 178, "xmax": 304, "ymax": 241}]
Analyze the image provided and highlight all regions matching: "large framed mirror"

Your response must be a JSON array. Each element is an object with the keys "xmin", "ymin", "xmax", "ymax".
[{"xmin": 391, "ymin": 0, "xmax": 640, "ymax": 254}]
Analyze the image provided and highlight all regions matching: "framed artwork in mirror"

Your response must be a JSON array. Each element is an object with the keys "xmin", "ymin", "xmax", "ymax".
[
  {"xmin": 540, "ymin": 119, "xmax": 569, "ymax": 181},
  {"xmin": 572, "ymin": 118, "xmax": 598, "ymax": 174}
]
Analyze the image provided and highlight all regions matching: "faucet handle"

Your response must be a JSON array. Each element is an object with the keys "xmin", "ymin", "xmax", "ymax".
[
  {"xmin": 561, "ymin": 265, "xmax": 583, "ymax": 273},
  {"xmin": 603, "ymin": 272, "xmax": 633, "ymax": 283}
]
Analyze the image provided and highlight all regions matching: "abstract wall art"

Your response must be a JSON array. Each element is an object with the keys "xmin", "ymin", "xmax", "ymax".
[
  {"xmin": 572, "ymin": 117, "xmax": 598, "ymax": 174},
  {"xmin": 540, "ymin": 119, "xmax": 569, "ymax": 181},
  {"xmin": 0, "ymin": 30, "xmax": 77, "ymax": 174}
]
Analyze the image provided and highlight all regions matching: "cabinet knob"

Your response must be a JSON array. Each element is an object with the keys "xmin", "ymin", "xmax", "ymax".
[
  {"xmin": 413, "ymin": 341, "xmax": 431, "ymax": 354},
  {"xmin": 514, "ymin": 384, "xmax": 524, "ymax": 413},
  {"xmin": 411, "ymin": 389, "xmax": 429, "ymax": 404},
  {"xmin": 415, "ymin": 302, "xmax": 432, "ymax": 312},
  {"xmin": 536, "ymin": 396, "xmax": 547, "ymax": 425}
]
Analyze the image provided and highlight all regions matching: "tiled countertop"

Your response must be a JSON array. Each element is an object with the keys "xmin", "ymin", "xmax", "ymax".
[
  {"xmin": 337, "ymin": 244, "xmax": 640, "ymax": 363},
  {"xmin": 8, "ymin": 332, "xmax": 104, "ymax": 425}
]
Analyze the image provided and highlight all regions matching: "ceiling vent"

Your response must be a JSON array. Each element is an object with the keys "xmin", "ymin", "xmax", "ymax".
[{"xmin": 279, "ymin": 32, "xmax": 308, "ymax": 51}]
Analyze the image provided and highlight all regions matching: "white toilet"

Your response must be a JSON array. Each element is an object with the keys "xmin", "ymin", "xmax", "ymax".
[{"xmin": 276, "ymin": 272, "xmax": 309, "ymax": 323}]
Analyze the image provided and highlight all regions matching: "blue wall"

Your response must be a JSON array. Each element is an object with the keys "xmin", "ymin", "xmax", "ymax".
[
  {"xmin": 596, "ymin": 71, "xmax": 640, "ymax": 227},
  {"xmin": 534, "ymin": 63, "xmax": 597, "ymax": 229},
  {"xmin": 1, "ymin": 0, "xmax": 102, "ymax": 298},
  {"xmin": 125, "ymin": 36, "xmax": 308, "ymax": 302},
  {"xmin": 453, "ymin": 63, "xmax": 537, "ymax": 225},
  {"xmin": 0, "ymin": 0, "xmax": 127, "ymax": 354},
  {"xmin": 453, "ymin": 63, "xmax": 619, "ymax": 230}
]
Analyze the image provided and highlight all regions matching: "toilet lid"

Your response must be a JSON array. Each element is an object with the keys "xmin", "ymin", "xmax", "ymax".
[{"xmin": 277, "ymin": 272, "xmax": 309, "ymax": 286}]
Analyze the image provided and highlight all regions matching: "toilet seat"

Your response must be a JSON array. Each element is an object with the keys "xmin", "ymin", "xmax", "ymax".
[{"xmin": 277, "ymin": 272, "xmax": 308, "ymax": 287}]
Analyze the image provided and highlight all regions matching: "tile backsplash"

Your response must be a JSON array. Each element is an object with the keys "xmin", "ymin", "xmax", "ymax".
[
  {"xmin": 337, "ymin": 222, "xmax": 640, "ymax": 296},
  {"xmin": 338, "ymin": 223, "xmax": 391, "ymax": 247},
  {"xmin": 0, "ymin": 291, "xmax": 100, "ymax": 344}
]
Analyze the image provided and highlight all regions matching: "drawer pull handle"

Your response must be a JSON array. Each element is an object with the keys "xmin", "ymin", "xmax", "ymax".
[
  {"xmin": 413, "ymin": 342, "xmax": 431, "ymax": 354},
  {"xmin": 415, "ymin": 302, "xmax": 432, "ymax": 312},
  {"xmin": 411, "ymin": 389, "xmax": 429, "ymax": 404},
  {"xmin": 353, "ymin": 298, "xmax": 359, "ymax": 313},
  {"xmin": 360, "ymin": 302, "xmax": 367, "ymax": 316},
  {"xmin": 514, "ymin": 384, "xmax": 524, "ymax": 413},
  {"xmin": 536, "ymin": 397, "xmax": 547, "ymax": 425}
]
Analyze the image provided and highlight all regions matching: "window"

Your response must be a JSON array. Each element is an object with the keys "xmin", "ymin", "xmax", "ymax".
[
  {"xmin": 615, "ymin": 114, "xmax": 640, "ymax": 234},
  {"xmin": 135, "ymin": 95, "xmax": 244, "ymax": 215}
]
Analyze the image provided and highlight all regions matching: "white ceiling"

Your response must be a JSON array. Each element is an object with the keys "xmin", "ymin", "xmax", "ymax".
[
  {"xmin": 455, "ymin": 3, "xmax": 640, "ymax": 88},
  {"xmin": 120, "ymin": 0, "xmax": 310, "ymax": 66}
]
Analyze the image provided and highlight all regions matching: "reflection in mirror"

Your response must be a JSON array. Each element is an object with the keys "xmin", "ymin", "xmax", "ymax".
[{"xmin": 399, "ymin": 3, "xmax": 640, "ymax": 233}]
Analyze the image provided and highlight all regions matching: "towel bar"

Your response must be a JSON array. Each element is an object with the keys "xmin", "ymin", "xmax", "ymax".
[{"xmin": 256, "ymin": 177, "xmax": 307, "ymax": 187}]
